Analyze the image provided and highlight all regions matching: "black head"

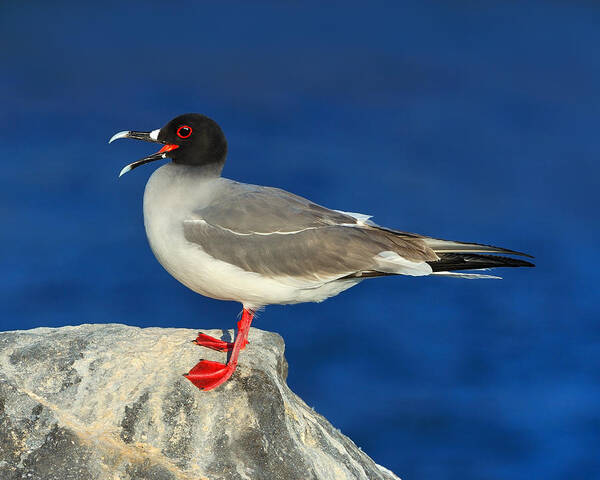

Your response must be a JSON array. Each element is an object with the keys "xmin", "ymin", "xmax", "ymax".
[
  {"xmin": 157, "ymin": 114, "xmax": 227, "ymax": 168},
  {"xmin": 109, "ymin": 113, "xmax": 228, "ymax": 177}
]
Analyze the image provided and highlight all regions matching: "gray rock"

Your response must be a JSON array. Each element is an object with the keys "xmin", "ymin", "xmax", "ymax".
[{"xmin": 0, "ymin": 324, "xmax": 400, "ymax": 480}]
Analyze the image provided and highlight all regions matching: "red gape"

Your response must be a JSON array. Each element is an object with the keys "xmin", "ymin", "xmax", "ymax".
[
  {"xmin": 185, "ymin": 309, "xmax": 254, "ymax": 391},
  {"xmin": 157, "ymin": 144, "xmax": 180, "ymax": 154}
]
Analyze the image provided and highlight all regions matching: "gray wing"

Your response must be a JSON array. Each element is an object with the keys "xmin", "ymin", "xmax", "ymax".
[
  {"xmin": 183, "ymin": 184, "xmax": 437, "ymax": 281},
  {"xmin": 198, "ymin": 183, "xmax": 358, "ymax": 233}
]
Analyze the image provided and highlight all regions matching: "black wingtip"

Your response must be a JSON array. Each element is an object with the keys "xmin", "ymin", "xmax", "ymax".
[
  {"xmin": 500, "ymin": 248, "xmax": 535, "ymax": 259},
  {"xmin": 428, "ymin": 253, "xmax": 536, "ymax": 272}
]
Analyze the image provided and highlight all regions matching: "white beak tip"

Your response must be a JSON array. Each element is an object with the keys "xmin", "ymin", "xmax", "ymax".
[
  {"xmin": 109, "ymin": 131, "xmax": 131, "ymax": 144},
  {"xmin": 118, "ymin": 165, "xmax": 132, "ymax": 177}
]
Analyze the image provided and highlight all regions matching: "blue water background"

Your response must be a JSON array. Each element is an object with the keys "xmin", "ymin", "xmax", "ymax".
[{"xmin": 1, "ymin": 1, "xmax": 599, "ymax": 478}]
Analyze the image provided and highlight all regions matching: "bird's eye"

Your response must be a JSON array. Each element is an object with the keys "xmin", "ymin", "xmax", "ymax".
[{"xmin": 177, "ymin": 125, "xmax": 192, "ymax": 139}]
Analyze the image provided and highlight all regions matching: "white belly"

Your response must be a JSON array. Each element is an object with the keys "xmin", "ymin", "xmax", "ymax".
[{"xmin": 142, "ymin": 164, "xmax": 360, "ymax": 309}]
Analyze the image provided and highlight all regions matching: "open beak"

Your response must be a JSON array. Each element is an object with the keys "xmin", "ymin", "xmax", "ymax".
[{"xmin": 108, "ymin": 129, "xmax": 179, "ymax": 177}]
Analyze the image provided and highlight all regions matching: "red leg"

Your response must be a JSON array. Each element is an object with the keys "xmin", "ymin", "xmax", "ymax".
[
  {"xmin": 193, "ymin": 332, "xmax": 248, "ymax": 352},
  {"xmin": 185, "ymin": 309, "xmax": 254, "ymax": 391}
]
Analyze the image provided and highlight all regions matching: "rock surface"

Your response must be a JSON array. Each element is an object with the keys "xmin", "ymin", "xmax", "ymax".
[{"xmin": 0, "ymin": 324, "xmax": 400, "ymax": 480}]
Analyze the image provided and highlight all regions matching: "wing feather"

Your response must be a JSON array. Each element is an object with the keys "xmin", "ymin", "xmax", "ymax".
[{"xmin": 185, "ymin": 182, "xmax": 531, "ymax": 281}]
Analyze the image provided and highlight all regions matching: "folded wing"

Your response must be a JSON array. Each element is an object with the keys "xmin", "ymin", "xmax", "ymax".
[{"xmin": 184, "ymin": 183, "xmax": 533, "ymax": 283}]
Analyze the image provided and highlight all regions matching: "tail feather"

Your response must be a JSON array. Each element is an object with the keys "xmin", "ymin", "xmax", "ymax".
[
  {"xmin": 342, "ymin": 226, "xmax": 535, "ymax": 280},
  {"xmin": 371, "ymin": 225, "xmax": 534, "ymax": 258},
  {"xmin": 431, "ymin": 271, "xmax": 502, "ymax": 279},
  {"xmin": 342, "ymin": 252, "xmax": 533, "ymax": 280}
]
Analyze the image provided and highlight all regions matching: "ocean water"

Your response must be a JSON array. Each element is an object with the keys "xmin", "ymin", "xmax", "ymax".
[{"xmin": 1, "ymin": 1, "xmax": 598, "ymax": 478}]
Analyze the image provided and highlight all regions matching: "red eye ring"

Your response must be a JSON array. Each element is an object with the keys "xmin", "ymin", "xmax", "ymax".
[{"xmin": 177, "ymin": 125, "xmax": 192, "ymax": 139}]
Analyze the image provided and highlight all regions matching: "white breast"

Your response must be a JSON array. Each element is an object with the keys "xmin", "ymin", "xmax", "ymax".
[{"xmin": 142, "ymin": 164, "xmax": 360, "ymax": 309}]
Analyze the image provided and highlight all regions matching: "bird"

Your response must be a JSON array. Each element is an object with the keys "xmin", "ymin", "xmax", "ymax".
[{"xmin": 109, "ymin": 113, "xmax": 534, "ymax": 391}]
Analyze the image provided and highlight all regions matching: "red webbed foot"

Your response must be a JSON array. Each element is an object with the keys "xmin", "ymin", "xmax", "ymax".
[
  {"xmin": 185, "ymin": 308, "xmax": 254, "ymax": 392},
  {"xmin": 184, "ymin": 359, "xmax": 234, "ymax": 391},
  {"xmin": 193, "ymin": 333, "xmax": 234, "ymax": 352},
  {"xmin": 193, "ymin": 332, "xmax": 248, "ymax": 352}
]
